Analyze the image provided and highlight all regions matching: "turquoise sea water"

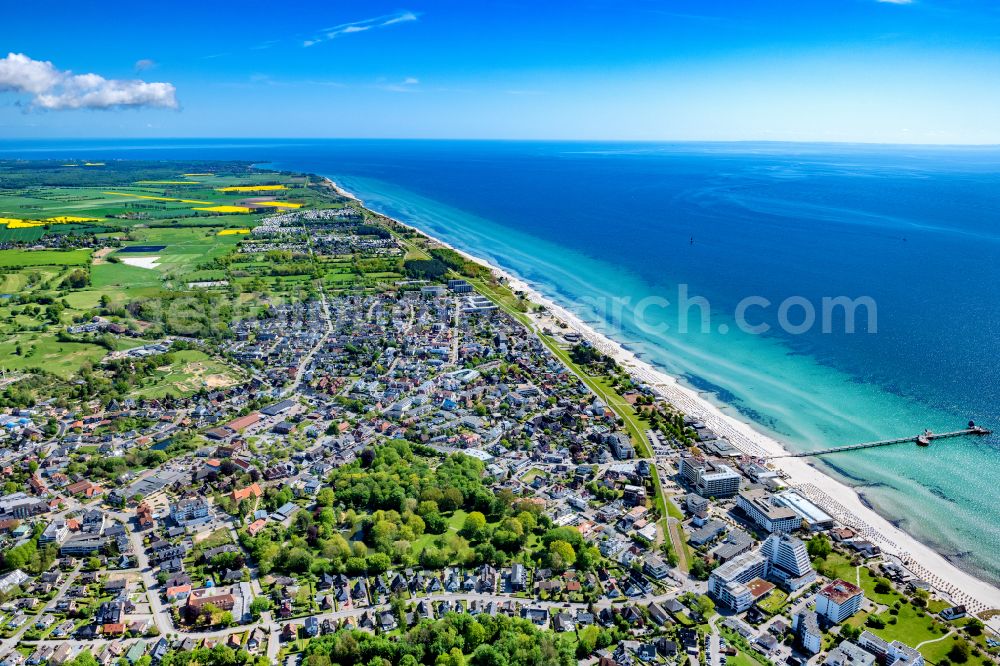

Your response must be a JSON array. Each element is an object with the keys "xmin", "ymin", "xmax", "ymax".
[{"xmin": 2, "ymin": 139, "xmax": 998, "ymax": 584}]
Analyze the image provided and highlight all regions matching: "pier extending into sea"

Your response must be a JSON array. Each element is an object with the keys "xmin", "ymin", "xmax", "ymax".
[{"xmin": 769, "ymin": 425, "xmax": 992, "ymax": 459}]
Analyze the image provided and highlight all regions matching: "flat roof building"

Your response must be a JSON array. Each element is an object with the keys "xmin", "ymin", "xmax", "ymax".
[
  {"xmin": 709, "ymin": 551, "xmax": 768, "ymax": 612},
  {"xmin": 679, "ymin": 455, "xmax": 741, "ymax": 498},
  {"xmin": 817, "ymin": 579, "xmax": 864, "ymax": 623},
  {"xmin": 737, "ymin": 489, "xmax": 801, "ymax": 534},
  {"xmin": 774, "ymin": 490, "xmax": 835, "ymax": 531},
  {"xmin": 793, "ymin": 610, "xmax": 822, "ymax": 655},
  {"xmin": 825, "ymin": 641, "xmax": 877, "ymax": 666}
]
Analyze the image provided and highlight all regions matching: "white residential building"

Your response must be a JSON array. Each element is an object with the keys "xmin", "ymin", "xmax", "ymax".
[
  {"xmin": 761, "ymin": 533, "xmax": 816, "ymax": 590},
  {"xmin": 858, "ymin": 632, "xmax": 925, "ymax": 666},
  {"xmin": 679, "ymin": 456, "xmax": 741, "ymax": 498},
  {"xmin": 708, "ymin": 551, "xmax": 768, "ymax": 611},
  {"xmin": 169, "ymin": 497, "xmax": 210, "ymax": 526},
  {"xmin": 737, "ymin": 489, "xmax": 801, "ymax": 534},
  {"xmin": 816, "ymin": 579, "xmax": 864, "ymax": 623},
  {"xmin": 793, "ymin": 610, "xmax": 822, "ymax": 655}
]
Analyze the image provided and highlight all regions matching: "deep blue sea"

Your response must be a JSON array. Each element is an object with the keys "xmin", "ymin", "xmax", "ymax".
[{"xmin": 2, "ymin": 139, "xmax": 998, "ymax": 584}]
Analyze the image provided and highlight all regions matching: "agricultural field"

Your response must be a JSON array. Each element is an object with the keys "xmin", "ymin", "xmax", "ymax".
[
  {"xmin": 0, "ymin": 248, "xmax": 91, "ymax": 267},
  {"xmin": 0, "ymin": 163, "xmax": 316, "ymax": 239},
  {"xmin": 0, "ymin": 159, "xmax": 355, "ymax": 399}
]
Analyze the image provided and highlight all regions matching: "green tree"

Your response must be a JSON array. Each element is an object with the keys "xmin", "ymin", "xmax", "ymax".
[
  {"xmin": 807, "ymin": 534, "xmax": 832, "ymax": 559},
  {"xmin": 461, "ymin": 512, "xmax": 487, "ymax": 540},
  {"xmin": 577, "ymin": 625, "xmax": 600, "ymax": 658},
  {"xmin": 367, "ymin": 552, "xmax": 391, "ymax": 574},
  {"xmin": 693, "ymin": 594, "xmax": 715, "ymax": 619},
  {"xmin": 317, "ymin": 488, "xmax": 335, "ymax": 507},
  {"xmin": 548, "ymin": 540, "xmax": 576, "ymax": 572},
  {"xmin": 948, "ymin": 640, "xmax": 970, "ymax": 664},
  {"xmin": 436, "ymin": 648, "xmax": 466, "ymax": 666},
  {"xmin": 249, "ymin": 596, "xmax": 272, "ymax": 620}
]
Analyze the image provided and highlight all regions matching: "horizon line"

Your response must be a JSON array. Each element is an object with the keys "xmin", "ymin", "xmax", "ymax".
[{"xmin": 3, "ymin": 136, "xmax": 1000, "ymax": 149}]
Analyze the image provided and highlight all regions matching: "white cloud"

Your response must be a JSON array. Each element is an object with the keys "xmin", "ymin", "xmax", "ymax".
[
  {"xmin": 134, "ymin": 59, "xmax": 157, "ymax": 71},
  {"xmin": 876, "ymin": 0, "xmax": 914, "ymax": 4},
  {"xmin": 0, "ymin": 53, "xmax": 177, "ymax": 111},
  {"xmin": 304, "ymin": 10, "xmax": 418, "ymax": 46},
  {"xmin": 0, "ymin": 53, "xmax": 61, "ymax": 95}
]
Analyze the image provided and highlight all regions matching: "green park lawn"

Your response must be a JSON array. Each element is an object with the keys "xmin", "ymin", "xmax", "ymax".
[
  {"xmin": 728, "ymin": 650, "xmax": 768, "ymax": 666},
  {"xmin": 816, "ymin": 552, "xmax": 859, "ymax": 582}
]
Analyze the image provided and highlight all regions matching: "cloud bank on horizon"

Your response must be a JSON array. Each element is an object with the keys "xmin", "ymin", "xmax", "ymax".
[{"xmin": 0, "ymin": 53, "xmax": 178, "ymax": 111}]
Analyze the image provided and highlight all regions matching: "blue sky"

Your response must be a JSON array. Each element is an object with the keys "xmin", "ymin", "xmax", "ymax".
[{"xmin": 2, "ymin": 0, "xmax": 1000, "ymax": 142}]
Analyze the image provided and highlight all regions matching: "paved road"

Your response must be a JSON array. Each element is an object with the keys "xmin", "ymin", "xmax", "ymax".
[
  {"xmin": 279, "ymin": 226, "xmax": 334, "ymax": 399},
  {"xmin": 105, "ymin": 509, "xmax": 174, "ymax": 636},
  {"xmin": 450, "ymin": 296, "xmax": 460, "ymax": 365},
  {"xmin": 708, "ymin": 615, "xmax": 722, "ymax": 666}
]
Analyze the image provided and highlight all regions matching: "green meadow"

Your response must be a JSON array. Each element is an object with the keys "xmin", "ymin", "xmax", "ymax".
[
  {"xmin": 0, "ymin": 333, "xmax": 107, "ymax": 378},
  {"xmin": 0, "ymin": 248, "xmax": 92, "ymax": 267}
]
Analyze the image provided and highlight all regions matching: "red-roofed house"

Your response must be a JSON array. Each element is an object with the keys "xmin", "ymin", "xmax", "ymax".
[
  {"xmin": 231, "ymin": 483, "xmax": 263, "ymax": 503},
  {"xmin": 246, "ymin": 519, "xmax": 267, "ymax": 537},
  {"xmin": 102, "ymin": 623, "xmax": 126, "ymax": 636},
  {"xmin": 166, "ymin": 584, "xmax": 192, "ymax": 602}
]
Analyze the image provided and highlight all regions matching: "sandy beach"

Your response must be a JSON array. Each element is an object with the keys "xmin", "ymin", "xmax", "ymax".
[{"xmin": 326, "ymin": 177, "xmax": 1000, "ymax": 616}]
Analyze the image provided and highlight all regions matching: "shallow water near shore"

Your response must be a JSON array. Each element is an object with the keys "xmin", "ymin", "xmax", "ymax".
[{"xmin": 4, "ymin": 138, "xmax": 999, "ymax": 586}]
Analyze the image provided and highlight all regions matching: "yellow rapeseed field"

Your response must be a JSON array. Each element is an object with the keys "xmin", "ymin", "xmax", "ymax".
[
  {"xmin": 0, "ymin": 215, "xmax": 100, "ymax": 228},
  {"xmin": 103, "ymin": 191, "xmax": 214, "ymax": 205},
  {"xmin": 217, "ymin": 228, "xmax": 251, "ymax": 235},
  {"xmin": 263, "ymin": 201, "xmax": 304, "ymax": 209},
  {"xmin": 47, "ymin": 216, "xmax": 100, "ymax": 223},
  {"xmin": 183, "ymin": 173, "xmax": 213, "ymax": 177},
  {"xmin": 193, "ymin": 205, "xmax": 252, "ymax": 214},
  {"xmin": 217, "ymin": 185, "xmax": 287, "ymax": 192}
]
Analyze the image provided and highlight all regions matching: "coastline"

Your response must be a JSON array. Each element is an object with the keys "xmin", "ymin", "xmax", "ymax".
[{"xmin": 323, "ymin": 177, "xmax": 1000, "ymax": 614}]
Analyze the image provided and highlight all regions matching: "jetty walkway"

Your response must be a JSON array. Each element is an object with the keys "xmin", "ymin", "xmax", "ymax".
[{"xmin": 770, "ymin": 426, "xmax": 992, "ymax": 459}]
